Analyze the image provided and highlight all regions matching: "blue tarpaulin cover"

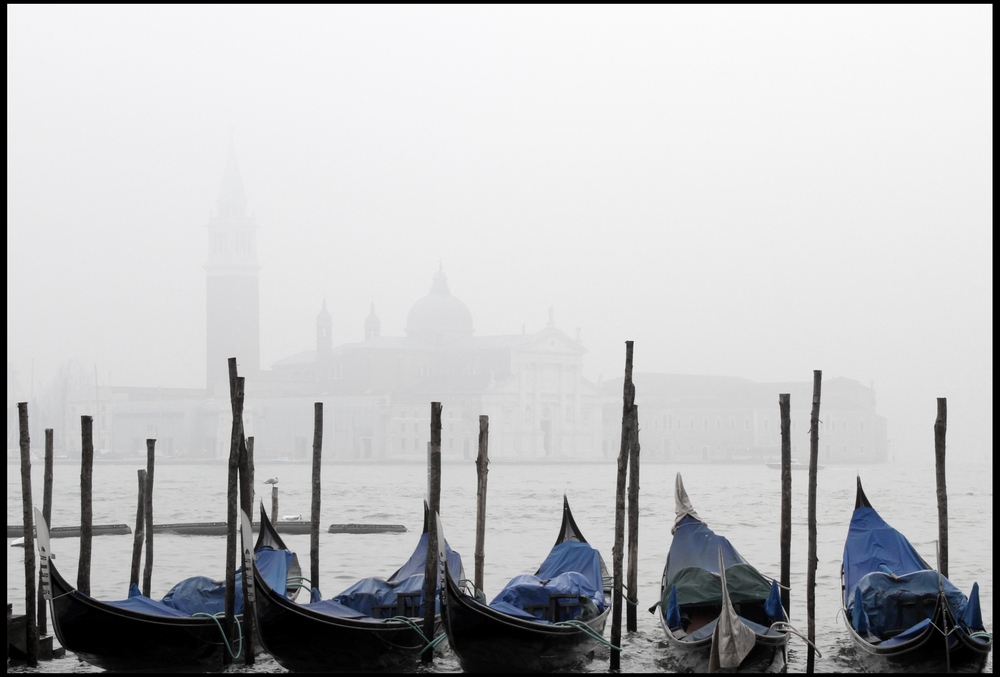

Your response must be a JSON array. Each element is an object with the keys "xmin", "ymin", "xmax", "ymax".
[
  {"xmin": 106, "ymin": 545, "xmax": 296, "ymax": 617},
  {"xmin": 664, "ymin": 515, "xmax": 747, "ymax": 584},
  {"xmin": 322, "ymin": 534, "xmax": 464, "ymax": 619},
  {"xmin": 487, "ymin": 540, "xmax": 608, "ymax": 624},
  {"xmin": 843, "ymin": 504, "xmax": 981, "ymax": 638}
]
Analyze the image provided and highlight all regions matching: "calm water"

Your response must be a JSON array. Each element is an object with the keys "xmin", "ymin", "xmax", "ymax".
[{"xmin": 6, "ymin": 458, "xmax": 993, "ymax": 673}]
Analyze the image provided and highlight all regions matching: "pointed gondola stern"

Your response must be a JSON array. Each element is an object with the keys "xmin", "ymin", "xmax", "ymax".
[
  {"xmin": 256, "ymin": 501, "xmax": 290, "ymax": 552},
  {"xmin": 33, "ymin": 506, "xmax": 52, "ymax": 601},
  {"xmin": 256, "ymin": 501, "xmax": 302, "ymax": 601},
  {"xmin": 855, "ymin": 475, "xmax": 873, "ymax": 510},
  {"xmin": 673, "ymin": 473, "xmax": 701, "ymax": 533},
  {"xmin": 555, "ymin": 494, "xmax": 587, "ymax": 546}
]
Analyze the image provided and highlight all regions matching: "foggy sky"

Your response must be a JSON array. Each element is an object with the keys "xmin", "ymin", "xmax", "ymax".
[{"xmin": 7, "ymin": 5, "xmax": 993, "ymax": 463}]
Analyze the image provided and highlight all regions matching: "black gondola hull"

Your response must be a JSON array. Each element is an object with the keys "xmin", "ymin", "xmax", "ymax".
[
  {"xmin": 252, "ymin": 563, "xmax": 439, "ymax": 672},
  {"xmin": 441, "ymin": 571, "xmax": 609, "ymax": 673},
  {"xmin": 46, "ymin": 559, "xmax": 230, "ymax": 672},
  {"xmin": 842, "ymin": 597, "xmax": 992, "ymax": 673}
]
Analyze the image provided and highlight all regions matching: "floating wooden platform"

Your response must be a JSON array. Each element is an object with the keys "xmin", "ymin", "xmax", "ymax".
[
  {"xmin": 7, "ymin": 524, "xmax": 131, "ymax": 539},
  {"xmin": 9, "ymin": 521, "xmax": 409, "ymax": 539},
  {"xmin": 153, "ymin": 521, "xmax": 314, "ymax": 535},
  {"xmin": 152, "ymin": 521, "xmax": 407, "ymax": 535},
  {"xmin": 328, "ymin": 523, "xmax": 407, "ymax": 534}
]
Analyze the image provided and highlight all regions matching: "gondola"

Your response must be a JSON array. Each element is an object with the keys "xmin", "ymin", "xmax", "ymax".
[
  {"xmin": 438, "ymin": 495, "xmax": 613, "ymax": 673},
  {"xmin": 34, "ymin": 505, "xmax": 301, "ymax": 672},
  {"xmin": 651, "ymin": 473, "xmax": 788, "ymax": 672},
  {"xmin": 841, "ymin": 476, "xmax": 993, "ymax": 672},
  {"xmin": 251, "ymin": 502, "xmax": 465, "ymax": 672}
]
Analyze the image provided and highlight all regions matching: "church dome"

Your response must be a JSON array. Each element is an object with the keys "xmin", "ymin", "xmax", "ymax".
[{"xmin": 406, "ymin": 267, "xmax": 473, "ymax": 344}]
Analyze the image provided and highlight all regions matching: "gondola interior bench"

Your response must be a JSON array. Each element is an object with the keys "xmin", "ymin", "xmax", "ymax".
[
  {"xmin": 372, "ymin": 591, "xmax": 423, "ymax": 619},
  {"xmin": 524, "ymin": 593, "xmax": 582, "ymax": 623}
]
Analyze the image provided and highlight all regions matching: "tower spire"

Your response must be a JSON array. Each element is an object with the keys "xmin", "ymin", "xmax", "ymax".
[{"xmin": 217, "ymin": 138, "xmax": 247, "ymax": 220}]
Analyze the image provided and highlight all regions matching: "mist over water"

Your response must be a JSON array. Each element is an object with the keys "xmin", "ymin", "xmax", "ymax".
[{"xmin": 6, "ymin": 4, "xmax": 994, "ymax": 470}]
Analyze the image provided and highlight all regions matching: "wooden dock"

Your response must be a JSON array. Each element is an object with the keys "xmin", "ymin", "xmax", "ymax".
[{"xmin": 8, "ymin": 524, "xmax": 131, "ymax": 539}]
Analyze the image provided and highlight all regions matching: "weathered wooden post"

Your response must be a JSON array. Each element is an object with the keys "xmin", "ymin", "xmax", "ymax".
[
  {"xmin": 807, "ymin": 371, "xmax": 821, "ymax": 674},
  {"xmin": 223, "ymin": 360, "xmax": 243, "ymax": 665},
  {"xmin": 142, "ymin": 438, "xmax": 155, "ymax": 597},
  {"xmin": 246, "ymin": 436, "xmax": 255, "ymax": 517},
  {"xmin": 38, "ymin": 428, "xmax": 54, "ymax": 636},
  {"xmin": 78, "ymin": 415, "xmax": 94, "ymax": 596},
  {"xmin": 130, "ymin": 469, "xmax": 146, "ymax": 588},
  {"xmin": 18, "ymin": 402, "xmax": 38, "ymax": 667},
  {"xmin": 626, "ymin": 403, "xmax": 640, "ymax": 633},
  {"xmin": 934, "ymin": 397, "xmax": 948, "ymax": 579},
  {"xmin": 779, "ymin": 393, "xmax": 792, "ymax": 615},
  {"xmin": 421, "ymin": 402, "xmax": 442, "ymax": 665},
  {"xmin": 311, "ymin": 402, "xmax": 323, "ymax": 597},
  {"xmin": 238, "ymin": 433, "xmax": 255, "ymax": 665},
  {"xmin": 474, "ymin": 415, "xmax": 489, "ymax": 595},
  {"xmin": 611, "ymin": 340, "xmax": 634, "ymax": 670},
  {"xmin": 271, "ymin": 484, "xmax": 279, "ymax": 525}
]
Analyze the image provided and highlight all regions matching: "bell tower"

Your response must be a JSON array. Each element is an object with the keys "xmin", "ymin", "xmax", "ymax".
[{"xmin": 205, "ymin": 140, "xmax": 260, "ymax": 394}]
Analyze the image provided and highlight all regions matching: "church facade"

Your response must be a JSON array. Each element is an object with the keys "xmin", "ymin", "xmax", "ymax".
[{"xmin": 68, "ymin": 147, "xmax": 887, "ymax": 464}]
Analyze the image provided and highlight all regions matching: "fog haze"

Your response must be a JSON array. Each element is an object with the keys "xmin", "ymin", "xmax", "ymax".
[{"xmin": 7, "ymin": 5, "xmax": 993, "ymax": 463}]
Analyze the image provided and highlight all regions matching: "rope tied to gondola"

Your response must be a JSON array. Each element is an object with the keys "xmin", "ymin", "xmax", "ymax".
[
  {"xmin": 285, "ymin": 575, "xmax": 311, "ymax": 592},
  {"xmin": 617, "ymin": 581, "xmax": 639, "ymax": 607},
  {"xmin": 769, "ymin": 620, "xmax": 821, "ymax": 658},
  {"xmin": 553, "ymin": 619, "xmax": 621, "ymax": 650},
  {"xmin": 383, "ymin": 615, "xmax": 447, "ymax": 654},
  {"xmin": 192, "ymin": 612, "xmax": 243, "ymax": 660}
]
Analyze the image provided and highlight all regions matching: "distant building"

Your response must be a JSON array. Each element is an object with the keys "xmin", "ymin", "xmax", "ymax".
[
  {"xmin": 59, "ymin": 146, "xmax": 887, "ymax": 464},
  {"xmin": 600, "ymin": 374, "xmax": 887, "ymax": 464}
]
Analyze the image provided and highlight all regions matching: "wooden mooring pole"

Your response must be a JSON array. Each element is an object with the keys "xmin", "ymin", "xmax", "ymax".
[
  {"xmin": 238, "ymin": 432, "xmax": 256, "ymax": 665},
  {"xmin": 779, "ymin": 394, "xmax": 792, "ymax": 615},
  {"xmin": 142, "ymin": 438, "xmax": 155, "ymax": 597},
  {"xmin": 78, "ymin": 415, "xmax": 94, "ymax": 596},
  {"xmin": 807, "ymin": 371, "xmax": 821, "ymax": 674},
  {"xmin": 934, "ymin": 397, "xmax": 948, "ymax": 579},
  {"xmin": 271, "ymin": 484, "xmax": 279, "ymax": 525},
  {"xmin": 246, "ymin": 436, "xmax": 255, "ymax": 517},
  {"xmin": 421, "ymin": 402, "xmax": 442, "ymax": 665},
  {"xmin": 37, "ymin": 429, "xmax": 54, "ymax": 637},
  {"xmin": 18, "ymin": 402, "xmax": 38, "ymax": 667},
  {"xmin": 611, "ymin": 340, "xmax": 634, "ymax": 670},
  {"xmin": 474, "ymin": 415, "xmax": 489, "ymax": 596},
  {"xmin": 130, "ymin": 469, "xmax": 147, "ymax": 588},
  {"xmin": 626, "ymin": 403, "xmax": 640, "ymax": 633},
  {"xmin": 310, "ymin": 402, "xmax": 323, "ymax": 597},
  {"xmin": 223, "ymin": 359, "xmax": 243, "ymax": 665}
]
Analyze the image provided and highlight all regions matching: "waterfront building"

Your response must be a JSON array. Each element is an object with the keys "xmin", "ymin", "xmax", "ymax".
[{"xmin": 46, "ymin": 146, "xmax": 886, "ymax": 463}]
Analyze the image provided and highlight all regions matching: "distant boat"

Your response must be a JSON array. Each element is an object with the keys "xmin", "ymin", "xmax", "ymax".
[{"xmin": 765, "ymin": 459, "xmax": 823, "ymax": 471}]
